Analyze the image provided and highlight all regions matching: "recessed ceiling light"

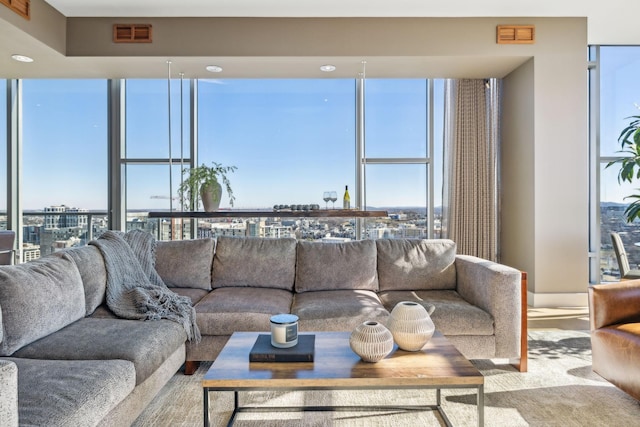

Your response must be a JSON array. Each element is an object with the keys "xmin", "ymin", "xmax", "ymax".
[
  {"xmin": 320, "ymin": 64, "xmax": 336, "ymax": 72},
  {"xmin": 11, "ymin": 54, "xmax": 34, "ymax": 63},
  {"xmin": 205, "ymin": 65, "xmax": 223, "ymax": 73}
]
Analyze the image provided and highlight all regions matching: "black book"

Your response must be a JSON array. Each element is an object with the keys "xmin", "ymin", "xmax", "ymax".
[{"xmin": 249, "ymin": 334, "xmax": 315, "ymax": 362}]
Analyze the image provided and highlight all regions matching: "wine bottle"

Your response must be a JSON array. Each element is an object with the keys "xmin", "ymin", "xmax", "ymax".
[{"xmin": 343, "ymin": 185, "xmax": 351, "ymax": 209}]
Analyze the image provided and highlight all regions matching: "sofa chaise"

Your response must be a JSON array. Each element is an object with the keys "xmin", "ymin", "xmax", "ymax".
[{"xmin": 0, "ymin": 235, "xmax": 524, "ymax": 426}]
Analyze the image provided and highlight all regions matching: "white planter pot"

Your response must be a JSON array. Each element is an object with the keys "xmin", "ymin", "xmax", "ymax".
[{"xmin": 200, "ymin": 181, "xmax": 222, "ymax": 212}]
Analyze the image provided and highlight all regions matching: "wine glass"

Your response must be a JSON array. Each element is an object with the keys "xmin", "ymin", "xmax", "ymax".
[
  {"xmin": 323, "ymin": 191, "xmax": 331, "ymax": 209},
  {"xmin": 329, "ymin": 191, "xmax": 338, "ymax": 209}
]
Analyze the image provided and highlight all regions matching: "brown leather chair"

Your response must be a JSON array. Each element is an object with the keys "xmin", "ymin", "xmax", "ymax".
[
  {"xmin": 589, "ymin": 281, "xmax": 640, "ymax": 401},
  {"xmin": 0, "ymin": 230, "xmax": 15, "ymax": 265}
]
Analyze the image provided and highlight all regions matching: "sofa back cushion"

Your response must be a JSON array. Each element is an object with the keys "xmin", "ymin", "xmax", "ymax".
[
  {"xmin": 212, "ymin": 236, "xmax": 297, "ymax": 290},
  {"xmin": 0, "ymin": 254, "xmax": 85, "ymax": 356},
  {"xmin": 155, "ymin": 238, "xmax": 215, "ymax": 290},
  {"xmin": 376, "ymin": 239, "xmax": 457, "ymax": 291},
  {"xmin": 57, "ymin": 246, "xmax": 107, "ymax": 316},
  {"xmin": 295, "ymin": 240, "xmax": 378, "ymax": 293}
]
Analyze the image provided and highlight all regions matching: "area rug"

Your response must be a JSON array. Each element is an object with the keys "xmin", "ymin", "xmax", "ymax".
[{"xmin": 132, "ymin": 330, "xmax": 640, "ymax": 426}]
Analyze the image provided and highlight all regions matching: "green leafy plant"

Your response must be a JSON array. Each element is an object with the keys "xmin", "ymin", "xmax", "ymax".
[
  {"xmin": 177, "ymin": 162, "xmax": 237, "ymax": 210},
  {"xmin": 606, "ymin": 114, "xmax": 640, "ymax": 222}
]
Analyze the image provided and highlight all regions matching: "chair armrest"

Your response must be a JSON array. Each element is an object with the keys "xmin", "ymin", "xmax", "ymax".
[
  {"xmin": 455, "ymin": 255, "xmax": 522, "ymax": 358},
  {"xmin": 0, "ymin": 359, "xmax": 19, "ymax": 427},
  {"xmin": 588, "ymin": 280, "xmax": 640, "ymax": 330}
]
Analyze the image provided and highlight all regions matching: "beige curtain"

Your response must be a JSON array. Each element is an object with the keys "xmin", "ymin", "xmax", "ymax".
[{"xmin": 442, "ymin": 79, "xmax": 501, "ymax": 261}]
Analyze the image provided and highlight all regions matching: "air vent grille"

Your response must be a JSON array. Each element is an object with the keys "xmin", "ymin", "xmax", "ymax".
[
  {"xmin": 113, "ymin": 24, "xmax": 153, "ymax": 43},
  {"xmin": 1, "ymin": 0, "xmax": 30, "ymax": 20},
  {"xmin": 497, "ymin": 25, "xmax": 535, "ymax": 44}
]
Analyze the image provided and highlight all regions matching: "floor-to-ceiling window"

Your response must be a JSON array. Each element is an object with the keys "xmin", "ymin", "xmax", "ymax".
[
  {"xmin": 5, "ymin": 76, "xmax": 447, "ymax": 260},
  {"xmin": 198, "ymin": 79, "xmax": 356, "ymax": 239},
  {"xmin": 591, "ymin": 46, "xmax": 640, "ymax": 282},
  {"xmin": 21, "ymin": 79, "xmax": 107, "ymax": 259}
]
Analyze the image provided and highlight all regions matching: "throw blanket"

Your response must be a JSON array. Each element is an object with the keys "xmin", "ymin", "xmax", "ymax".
[{"xmin": 90, "ymin": 230, "xmax": 201, "ymax": 342}]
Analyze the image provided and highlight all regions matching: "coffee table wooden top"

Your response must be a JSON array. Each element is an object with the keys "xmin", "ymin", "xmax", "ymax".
[{"xmin": 203, "ymin": 331, "xmax": 483, "ymax": 389}]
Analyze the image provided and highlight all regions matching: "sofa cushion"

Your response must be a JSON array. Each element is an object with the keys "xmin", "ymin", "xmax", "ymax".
[
  {"xmin": 376, "ymin": 239, "xmax": 457, "ymax": 291},
  {"xmin": 194, "ymin": 287, "xmax": 293, "ymax": 335},
  {"xmin": 292, "ymin": 290, "xmax": 389, "ymax": 332},
  {"xmin": 295, "ymin": 240, "xmax": 378, "ymax": 293},
  {"xmin": 12, "ymin": 317, "xmax": 186, "ymax": 385},
  {"xmin": 156, "ymin": 238, "xmax": 215, "ymax": 290},
  {"xmin": 212, "ymin": 236, "xmax": 297, "ymax": 290},
  {"xmin": 169, "ymin": 287, "xmax": 210, "ymax": 305},
  {"xmin": 57, "ymin": 246, "xmax": 107, "ymax": 316},
  {"xmin": 0, "ymin": 254, "xmax": 85, "ymax": 356},
  {"xmin": 6, "ymin": 357, "xmax": 135, "ymax": 427},
  {"xmin": 378, "ymin": 290, "xmax": 494, "ymax": 336}
]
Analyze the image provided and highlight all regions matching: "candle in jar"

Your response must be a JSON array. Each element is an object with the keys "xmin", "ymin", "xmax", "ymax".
[{"xmin": 270, "ymin": 314, "xmax": 298, "ymax": 348}]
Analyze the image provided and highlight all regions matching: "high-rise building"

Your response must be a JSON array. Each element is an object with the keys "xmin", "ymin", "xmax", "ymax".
[{"xmin": 44, "ymin": 205, "xmax": 88, "ymax": 229}]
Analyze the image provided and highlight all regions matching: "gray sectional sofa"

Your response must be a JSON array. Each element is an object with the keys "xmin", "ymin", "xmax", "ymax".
[{"xmin": 0, "ymin": 235, "xmax": 523, "ymax": 426}]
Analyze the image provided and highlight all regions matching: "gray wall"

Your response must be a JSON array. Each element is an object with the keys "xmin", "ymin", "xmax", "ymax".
[{"xmin": 501, "ymin": 20, "xmax": 589, "ymax": 306}]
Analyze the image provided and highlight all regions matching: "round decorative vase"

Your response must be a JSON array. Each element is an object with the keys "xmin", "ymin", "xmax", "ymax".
[
  {"xmin": 200, "ymin": 181, "xmax": 222, "ymax": 212},
  {"xmin": 349, "ymin": 321, "xmax": 394, "ymax": 362},
  {"xmin": 387, "ymin": 301, "xmax": 436, "ymax": 351}
]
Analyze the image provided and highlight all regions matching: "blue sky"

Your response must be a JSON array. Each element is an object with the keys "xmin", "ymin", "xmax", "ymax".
[{"xmin": 4, "ymin": 78, "xmax": 443, "ymax": 211}]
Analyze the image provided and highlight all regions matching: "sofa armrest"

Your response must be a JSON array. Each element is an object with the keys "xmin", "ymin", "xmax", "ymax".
[
  {"xmin": 589, "ymin": 280, "xmax": 640, "ymax": 331},
  {"xmin": 455, "ymin": 255, "xmax": 522, "ymax": 358},
  {"xmin": 0, "ymin": 359, "xmax": 19, "ymax": 427}
]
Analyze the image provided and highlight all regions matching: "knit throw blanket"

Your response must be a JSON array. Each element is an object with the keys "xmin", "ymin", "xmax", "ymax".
[{"xmin": 90, "ymin": 230, "xmax": 201, "ymax": 342}]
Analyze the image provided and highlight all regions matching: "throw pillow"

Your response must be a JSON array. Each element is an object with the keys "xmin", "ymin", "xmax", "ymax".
[
  {"xmin": 155, "ymin": 238, "xmax": 215, "ymax": 290},
  {"xmin": 295, "ymin": 240, "xmax": 378, "ymax": 293},
  {"xmin": 376, "ymin": 239, "xmax": 457, "ymax": 291}
]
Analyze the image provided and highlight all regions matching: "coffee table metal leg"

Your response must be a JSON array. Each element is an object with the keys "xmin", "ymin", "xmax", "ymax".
[
  {"xmin": 203, "ymin": 388, "xmax": 209, "ymax": 427},
  {"xmin": 434, "ymin": 388, "xmax": 454, "ymax": 427},
  {"xmin": 478, "ymin": 384, "xmax": 484, "ymax": 427}
]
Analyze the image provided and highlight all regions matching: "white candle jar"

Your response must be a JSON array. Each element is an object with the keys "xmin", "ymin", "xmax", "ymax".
[{"xmin": 270, "ymin": 314, "xmax": 299, "ymax": 348}]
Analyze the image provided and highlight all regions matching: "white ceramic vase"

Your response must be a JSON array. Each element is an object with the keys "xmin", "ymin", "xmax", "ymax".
[
  {"xmin": 387, "ymin": 301, "xmax": 435, "ymax": 351},
  {"xmin": 349, "ymin": 321, "xmax": 394, "ymax": 362}
]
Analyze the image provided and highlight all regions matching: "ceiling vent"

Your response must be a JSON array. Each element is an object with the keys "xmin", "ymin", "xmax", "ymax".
[
  {"xmin": 113, "ymin": 24, "xmax": 153, "ymax": 43},
  {"xmin": 496, "ymin": 25, "xmax": 535, "ymax": 44},
  {"xmin": 1, "ymin": 0, "xmax": 30, "ymax": 20}
]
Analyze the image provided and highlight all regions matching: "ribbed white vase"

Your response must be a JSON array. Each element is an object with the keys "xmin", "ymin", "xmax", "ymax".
[
  {"xmin": 349, "ymin": 321, "xmax": 394, "ymax": 362},
  {"xmin": 387, "ymin": 301, "xmax": 435, "ymax": 351}
]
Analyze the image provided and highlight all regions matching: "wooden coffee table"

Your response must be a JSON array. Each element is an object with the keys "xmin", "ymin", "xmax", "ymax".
[{"xmin": 203, "ymin": 331, "xmax": 484, "ymax": 427}]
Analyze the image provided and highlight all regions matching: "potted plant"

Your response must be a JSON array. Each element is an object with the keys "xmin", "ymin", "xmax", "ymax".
[
  {"xmin": 607, "ymin": 113, "xmax": 640, "ymax": 222},
  {"xmin": 177, "ymin": 162, "xmax": 237, "ymax": 212}
]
